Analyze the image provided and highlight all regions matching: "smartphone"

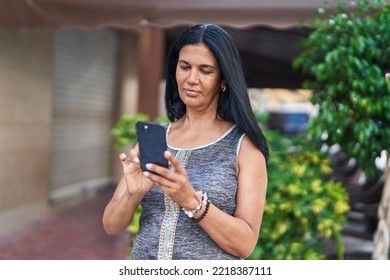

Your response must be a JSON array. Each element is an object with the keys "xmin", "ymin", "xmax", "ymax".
[{"xmin": 136, "ymin": 121, "xmax": 169, "ymax": 172}]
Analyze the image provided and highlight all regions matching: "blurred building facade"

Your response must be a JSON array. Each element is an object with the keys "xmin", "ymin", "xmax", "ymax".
[{"xmin": 0, "ymin": 28, "xmax": 135, "ymax": 234}]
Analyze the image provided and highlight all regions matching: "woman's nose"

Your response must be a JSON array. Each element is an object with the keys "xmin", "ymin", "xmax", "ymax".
[{"xmin": 187, "ymin": 69, "xmax": 199, "ymax": 84}]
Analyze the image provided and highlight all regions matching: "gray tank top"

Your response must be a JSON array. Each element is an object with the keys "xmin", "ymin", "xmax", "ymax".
[{"xmin": 130, "ymin": 124, "xmax": 245, "ymax": 260}]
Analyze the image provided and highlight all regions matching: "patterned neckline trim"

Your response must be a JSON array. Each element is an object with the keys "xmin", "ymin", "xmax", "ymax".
[{"xmin": 166, "ymin": 123, "xmax": 237, "ymax": 151}]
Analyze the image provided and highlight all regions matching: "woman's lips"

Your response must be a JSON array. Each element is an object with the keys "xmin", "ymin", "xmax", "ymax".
[{"xmin": 183, "ymin": 88, "xmax": 200, "ymax": 97}]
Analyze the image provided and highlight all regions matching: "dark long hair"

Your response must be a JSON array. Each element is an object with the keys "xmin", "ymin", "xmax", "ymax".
[{"xmin": 165, "ymin": 24, "xmax": 269, "ymax": 161}]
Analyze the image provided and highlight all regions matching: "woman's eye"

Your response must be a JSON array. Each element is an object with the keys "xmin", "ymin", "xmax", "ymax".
[{"xmin": 179, "ymin": 65, "xmax": 189, "ymax": 70}]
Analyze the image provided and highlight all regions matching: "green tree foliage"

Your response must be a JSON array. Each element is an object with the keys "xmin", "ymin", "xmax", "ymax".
[
  {"xmin": 294, "ymin": 0, "xmax": 390, "ymax": 178},
  {"xmin": 249, "ymin": 130, "xmax": 350, "ymax": 259}
]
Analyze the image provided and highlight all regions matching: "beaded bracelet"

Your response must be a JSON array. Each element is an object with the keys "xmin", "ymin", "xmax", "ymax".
[
  {"xmin": 183, "ymin": 201, "xmax": 202, "ymax": 218},
  {"xmin": 192, "ymin": 200, "xmax": 210, "ymax": 223},
  {"xmin": 183, "ymin": 192, "xmax": 208, "ymax": 218}
]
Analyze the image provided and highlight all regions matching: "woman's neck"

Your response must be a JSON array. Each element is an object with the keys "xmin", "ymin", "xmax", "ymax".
[
  {"xmin": 178, "ymin": 111, "xmax": 227, "ymax": 130},
  {"xmin": 168, "ymin": 112, "xmax": 233, "ymax": 149}
]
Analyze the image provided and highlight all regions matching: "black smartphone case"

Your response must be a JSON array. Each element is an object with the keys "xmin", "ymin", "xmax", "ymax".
[{"xmin": 136, "ymin": 121, "xmax": 169, "ymax": 172}]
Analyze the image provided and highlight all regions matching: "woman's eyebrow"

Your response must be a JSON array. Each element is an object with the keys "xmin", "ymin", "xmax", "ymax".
[
  {"xmin": 178, "ymin": 59, "xmax": 189, "ymax": 65},
  {"xmin": 199, "ymin": 64, "xmax": 216, "ymax": 70}
]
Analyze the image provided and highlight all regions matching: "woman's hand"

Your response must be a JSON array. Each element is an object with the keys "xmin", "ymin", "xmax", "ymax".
[
  {"xmin": 119, "ymin": 146, "xmax": 154, "ymax": 194},
  {"xmin": 142, "ymin": 151, "xmax": 197, "ymax": 209}
]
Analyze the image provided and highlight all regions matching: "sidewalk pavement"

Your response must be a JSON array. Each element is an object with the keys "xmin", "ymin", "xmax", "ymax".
[{"xmin": 0, "ymin": 188, "xmax": 130, "ymax": 260}]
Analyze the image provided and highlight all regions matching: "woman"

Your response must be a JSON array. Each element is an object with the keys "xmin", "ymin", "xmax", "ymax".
[{"xmin": 103, "ymin": 24, "xmax": 268, "ymax": 260}]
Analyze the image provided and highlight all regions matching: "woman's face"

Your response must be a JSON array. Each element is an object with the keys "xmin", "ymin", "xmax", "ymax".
[{"xmin": 176, "ymin": 43, "xmax": 225, "ymax": 112}]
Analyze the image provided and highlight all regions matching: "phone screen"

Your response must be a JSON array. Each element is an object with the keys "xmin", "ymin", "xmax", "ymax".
[{"xmin": 136, "ymin": 121, "xmax": 169, "ymax": 172}]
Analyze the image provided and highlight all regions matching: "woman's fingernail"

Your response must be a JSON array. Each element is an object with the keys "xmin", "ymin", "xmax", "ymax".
[
  {"xmin": 143, "ymin": 171, "xmax": 149, "ymax": 177},
  {"xmin": 146, "ymin": 163, "xmax": 152, "ymax": 169}
]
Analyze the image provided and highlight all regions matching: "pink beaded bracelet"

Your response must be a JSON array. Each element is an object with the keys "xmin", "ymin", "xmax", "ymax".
[{"xmin": 182, "ymin": 191, "xmax": 208, "ymax": 218}]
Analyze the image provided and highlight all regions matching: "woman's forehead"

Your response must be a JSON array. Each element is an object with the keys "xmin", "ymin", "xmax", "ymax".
[{"xmin": 178, "ymin": 43, "xmax": 218, "ymax": 66}]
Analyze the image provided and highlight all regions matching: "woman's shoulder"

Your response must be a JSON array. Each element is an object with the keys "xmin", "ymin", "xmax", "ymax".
[{"xmin": 238, "ymin": 135, "xmax": 266, "ymax": 164}]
